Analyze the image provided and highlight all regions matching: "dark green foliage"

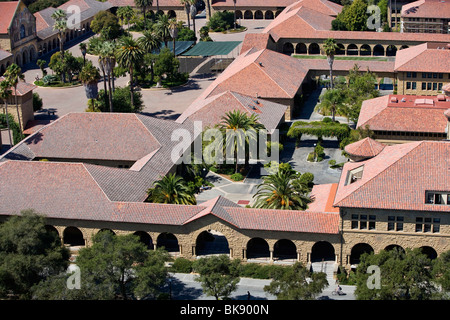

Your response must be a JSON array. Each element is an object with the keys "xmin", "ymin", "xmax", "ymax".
[
  {"xmin": 171, "ymin": 258, "xmax": 194, "ymax": 273},
  {"xmin": 90, "ymin": 11, "xmax": 122, "ymax": 40},
  {"xmin": 176, "ymin": 27, "xmax": 196, "ymax": 41},
  {"xmin": 32, "ymin": 92, "xmax": 43, "ymax": 112},
  {"xmin": 0, "ymin": 113, "xmax": 23, "ymax": 144},
  {"xmin": 207, "ymin": 11, "xmax": 235, "ymax": 31},
  {"xmin": 230, "ymin": 172, "xmax": 244, "ymax": 181},
  {"xmin": 287, "ymin": 119, "xmax": 351, "ymax": 142},
  {"xmin": 28, "ymin": 0, "xmax": 68, "ymax": 14},
  {"xmin": 96, "ymin": 86, "xmax": 144, "ymax": 113}
]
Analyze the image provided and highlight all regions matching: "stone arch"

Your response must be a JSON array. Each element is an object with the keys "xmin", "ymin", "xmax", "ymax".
[
  {"xmin": 264, "ymin": 10, "xmax": 274, "ymax": 20},
  {"xmin": 373, "ymin": 44, "xmax": 385, "ymax": 56},
  {"xmin": 45, "ymin": 225, "xmax": 60, "ymax": 238},
  {"xmin": 282, "ymin": 42, "xmax": 294, "ymax": 55},
  {"xmin": 386, "ymin": 45, "xmax": 397, "ymax": 57},
  {"xmin": 157, "ymin": 232, "xmax": 179, "ymax": 253},
  {"xmin": 22, "ymin": 49, "xmax": 29, "ymax": 65},
  {"xmin": 336, "ymin": 43, "xmax": 345, "ymax": 55},
  {"xmin": 420, "ymin": 246, "xmax": 438, "ymax": 260},
  {"xmin": 295, "ymin": 43, "xmax": 307, "ymax": 54},
  {"xmin": 350, "ymin": 243, "xmax": 374, "ymax": 265},
  {"xmin": 311, "ymin": 241, "xmax": 335, "ymax": 262},
  {"xmin": 195, "ymin": 230, "xmax": 230, "ymax": 256},
  {"xmin": 273, "ymin": 239, "xmax": 297, "ymax": 261},
  {"xmin": 246, "ymin": 237, "xmax": 270, "ymax": 260},
  {"xmin": 400, "ymin": 45, "xmax": 409, "ymax": 50},
  {"xmin": 29, "ymin": 45, "xmax": 36, "ymax": 62},
  {"xmin": 254, "ymin": 10, "xmax": 263, "ymax": 20},
  {"xmin": 133, "ymin": 231, "xmax": 153, "ymax": 249},
  {"xmin": 63, "ymin": 226, "xmax": 85, "ymax": 246},
  {"xmin": 346, "ymin": 43, "xmax": 358, "ymax": 56},
  {"xmin": 275, "ymin": 10, "xmax": 282, "ymax": 17},
  {"xmin": 360, "ymin": 44, "xmax": 371, "ymax": 56},
  {"xmin": 168, "ymin": 10, "xmax": 176, "ymax": 18},
  {"xmin": 244, "ymin": 10, "xmax": 253, "ymax": 19},
  {"xmin": 156, "ymin": 10, "xmax": 164, "ymax": 17},
  {"xmin": 384, "ymin": 244, "xmax": 405, "ymax": 253},
  {"xmin": 15, "ymin": 54, "xmax": 22, "ymax": 66},
  {"xmin": 235, "ymin": 10, "xmax": 242, "ymax": 19},
  {"xmin": 308, "ymin": 43, "xmax": 320, "ymax": 55},
  {"xmin": 98, "ymin": 228, "xmax": 115, "ymax": 235}
]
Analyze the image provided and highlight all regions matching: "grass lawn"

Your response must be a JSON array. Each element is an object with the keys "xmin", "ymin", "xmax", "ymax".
[{"xmin": 293, "ymin": 55, "xmax": 388, "ymax": 61}]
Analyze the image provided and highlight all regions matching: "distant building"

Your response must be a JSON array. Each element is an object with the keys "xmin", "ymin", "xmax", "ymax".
[{"xmin": 401, "ymin": 0, "xmax": 450, "ymax": 34}]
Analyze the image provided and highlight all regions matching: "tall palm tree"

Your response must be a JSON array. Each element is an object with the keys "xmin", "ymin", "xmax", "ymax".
[
  {"xmin": 138, "ymin": 30, "xmax": 161, "ymax": 54},
  {"xmin": 154, "ymin": 14, "xmax": 171, "ymax": 48},
  {"xmin": 0, "ymin": 79, "xmax": 13, "ymax": 146},
  {"xmin": 51, "ymin": 9, "xmax": 67, "ymax": 57},
  {"xmin": 323, "ymin": 38, "xmax": 339, "ymax": 89},
  {"xmin": 98, "ymin": 41, "xmax": 117, "ymax": 112},
  {"xmin": 79, "ymin": 62, "xmax": 101, "ymax": 101},
  {"xmin": 315, "ymin": 88, "xmax": 345, "ymax": 122},
  {"xmin": 181, "ymin": 0, "xmax": 196, "ymax": 28},
  {"xmin": 79, "ymin": 43, "xmax": 87, "ymax": 66},
  {"xmin": 116, "ymin": 5, "xmax": 135, "ymax": 30},
  {"xmin": 134, "ymin": 0, "xmax": 153, "ymax": 30},
  {"xmin": 252, "ymin": 170, "xmax": 312, "ymax": 210},
  {"xmin": 168, "ymin": 18, "xmax": 179, "ymax": 56},
  {"xmin": 190, "ymin": 4, "xmax": 198, "ymax": 44},
  {"xmin": 147, "ymin": 173, "xmax": 196, "ymax": 205},
  {"xmin": 4, "ymin": 64, "xmax": 25, "ymax": 133},
  {"xmin": 116, "ymin": 37, "xmax": 144, "ymax": 108},
  {"xmin": 219, "ymin": 110, "xmax": 265, "ymax": 173}
]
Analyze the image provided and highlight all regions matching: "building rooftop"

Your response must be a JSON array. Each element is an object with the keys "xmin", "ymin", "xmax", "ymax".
[
  {"xmin": 344, "ymin": 137, "xmax": 386, "ymax": 160},
  {"xmin": 401, "ymin": 0, "xmax": 450, "ymax": 19},
  {"xmin": 334, "ymin": 140, "xmax": 450, "ymax": 212},
  {"xmin": 357, "ymin": 94, "xmax": 450, "ymax": 133},
  {"xmin": 394, "ymin": 42, "xmax": 450, "ymax": 73},
  {"xmin": 0, "ymin": 1, "xmax": 19, "ymax": 34},
  {"xmin": 0, "ymin": 77, "xmax": 36, "ymax": 96}
]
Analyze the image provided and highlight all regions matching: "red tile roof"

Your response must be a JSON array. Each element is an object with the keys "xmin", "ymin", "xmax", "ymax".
[
  {"xmin": 0, "ymin": 1, "xmax": 18, "ymax": 34},
  {"xmin": 334, "ymin": 140, "xmax": 450, "ymax": 212},
  {"xmin": 22, "ymin": 113, "xmax": 161, "ymax": 162},
  {"xmin": 176, "ymin": 90, "xmax": 287, "ymax": 133},
  {"xmin": 240, "ymin": 33, "xmax": 274, "ymax": 54},
  {"xmin": 357, "ymin": 95, "xmax": 450, "ymax": 133},
  {"xmin": 107, "ymin": 0, "xmax": 183, "ymax": 8},
  {"xmin": 211, "ymin": 0, "xmax": 299, "ymax": 8},
  {"xmin": 401, "ymin": 0, "xmax": 450, "ymax": 19},
  {"xmin": 0, "ymin": 77, "xmax": 36, "ymax": 96},
  {"xmin": 394, "ymin": 42, "xmax": 450, "ymax": 73},
  {"xmin": 195, "ymin": 48, "xmax": 308, "ymax": 101},
  {"xmin": 344, "ymin": 137, "xmax": 386, "ymax": 159},
  {"xmin": 307, "ymin": 183, "xmax": 339, "ymax": 213}
]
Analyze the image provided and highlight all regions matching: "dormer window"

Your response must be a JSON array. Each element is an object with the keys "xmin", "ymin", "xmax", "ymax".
[
  {"xmin": 426, "ymin": 191, "xmax": 450, "ymax": 205},
  {"xmin": 345, "ymin": 165, "xmax": 364, "ymax": 185}
]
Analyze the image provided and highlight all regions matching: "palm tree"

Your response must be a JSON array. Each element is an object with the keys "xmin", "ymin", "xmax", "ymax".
[
  {"xmin": 154, "ymin": 14, "xmax": 171, "ymax": 48},
  {"xmin": 190, "ymin": 4, "xmax": 198, "ymax": 44},
  {"xmin": 51, "ymin": 9, "xmax": 67, "ymax": 57},
  {"xmin": 315, "ymin": 88, "xmax": 345, "ymax": 122},
  {"xmin": 147, "ymin": 173, "xmax": 196, "ymax": 205},
  {"xmin": 252, "ymin": 170, "xmax": 312, "ymax": 210},
  {"xmin": 168, "ymin": 18, "xmax": 178, "ymax": 56},
  {"xmin": 138, "ymin": 30, "xmax": 161, "ymax": 54},
  {"xmin": 4, "ymin": 64, "xmax": 25, "ymax": 133},
  {"xmin": 0, "ymin": 79, "xmax": 13, "ymax": 146},
  {"xmin": 116, "ymin": 37, "xmax": 144, "ymax": 108},
  {"xmin": 79, "ymin": 43, "xmax": 87, "ymax": 66},
  {"xmin": 79, "ymin": 62, "xmax": 101, "ymax": 101},
  {"xmin": 98, "ymin": 41, "xmax": 117, "ymax": 112},
  {"xmin": 323, "ymin": 38, "xmax": 339, "ymax": 89},
  {"xmin": 181, "ymin": 0, "xmax": 196, "ymax": 28},
  {"xmin": 116, "ymin": 5, "xmax": 135, "ymax": 30},
  {"xmin": 134, "ymin": 0, "xmax": 153, "ymax": 30},
  {"xmin": 219, "ymin": 110, "xmax": 265, "ymax": 173}
]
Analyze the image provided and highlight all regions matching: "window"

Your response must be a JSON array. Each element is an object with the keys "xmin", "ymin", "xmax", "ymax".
[
  {"xmin": 412, "ymin": 82, "xmax": 416, "ymax": 90},
  {"xmin": 438, "ymin": 73, "xmax": 443, "ymax": 79},
  {"xmin": 433, "ymin": 83, "xmax": 437, "ymax": 90},
  {"xmin": 426, "ymin": 191, "xmax": 450, "ymax": 205},
  {"xmin": 407, "ymin": 72, "xmax": 411, "ymax": 78},
  {"xmin": 422, "ymin": 82, "xmax": 426, "ymax": 90},
  {"xmin": 351, "ymin": 214, "xmax": 376, "ymax": 230},
  {"xmin": 388, "ymin": 216, "xmax": 404, "ymax": 231},
  {"xmin": 20, "ymin": 24, "xmax": 26, "ymax": 39},
  {"xmin": 412, "ymin": 72, "xmax": 417, "ymax": 78},
  {"xmin": 433, "ymin": 73, "xmax": 437, "ymax": 79},
  {"xmin": 422, "ymin": 73, "xmax": 427, "ymax": 78},
  {"xmin": 427, "ymin": 73, "xmax": 432, "ymax": 78},
  {"xmin": 439, "ymin": 83, "xmax": 443, "ymax": 90},
  {"xmin": 416, "ymin": 217, "xmax": 440, "ymax": 233},
  {"xmin": 406, "ymin": 82, "xmax": 411, "ymax": 89},
  {"xmin": 346, "ymin": 166, "xmax": 364, "ymax": 185},
  {"xmin": 427, "ymin": 82, "xmax": 432, "ymax": 90}
]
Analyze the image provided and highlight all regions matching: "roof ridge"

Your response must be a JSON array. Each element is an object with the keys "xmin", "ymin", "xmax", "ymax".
[{"xmin": 335, "ymin": 141, "xmax": 423, "ymax": 206}]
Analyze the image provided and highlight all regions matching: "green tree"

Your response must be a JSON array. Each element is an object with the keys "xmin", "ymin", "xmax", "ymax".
[
  {"xmin": 51, "ymin": 9, "xmax": 67, "ymax": 58},
  {"xmin": 75, "ymin": 231, "xmax": 169, "ymax": 300},
  {"xmin": 4, "ymin": 64, "xmax": 25, "ymax": 133},
  {"xmin": 146, "ymin": 173, "xmax": 196, "ymax": 205},
  {"xmin": 117, "ymin": 5, "xmax": 135, "ymax": 30},
  {"xmin": 153, "ymin": 47, "xmax": 180, "ymax": 87},
  {"xmin": 354, "ymin": 248, "xmax": 437, "ymax": 300},
  {"xmin": 79, "ymin": 42, "xmax": 87, "ymax": 66},
  {"xmin": 181, "ymin": 0, "xmax": 196, "ymax": 29},
  {"xmin": 90, "ymin": 10, "xmax": 122, "ymax": 40},
  {"xmin": 135, "ymin": 0, "xmax": 153, "ymax": 30},
  {"xmin": 0, "ymin": 79, "xmax": 13, "ymax": 145},
  {"xmin": 0, "ymin": 210, "xmax": 70, "ymax": 299},
  {"xmin": 323, "ymin": 38, "xmax": 338, "ymax": 89},
  {"xmin": 264, "ymin": 262, "xmax": 328, "ymax": 300},
  {"xmin": 79, "ymin": 62, "xmax": 101, "ymax": 101},
  {"xmin": 36, "ymin": 59, "xmax": 47, "ymax": 77},
  {"xmin": 315, "ymin": 88, "xmax": 345, "ymax": 122},
  {"xmin": 193, "ymin": 255, "xmax": 241, "ymax": 300},
  {"xmin": 154, "ymin": 14, "xmax": 171, "ymax": 48},
  {"xmin": 332, "ymin": 0, "xmax": 369, "ymax": 31},
  {"xmin": 432, "ymin": 250, "xmax": 450, "ymax": 293},
  {"xmin": 252, "ymin": 170, "xmax": 312, "ymax": 210},
  {"xmin": 116, "ymin": 36, "xmax": 144, "ymax": 108}
]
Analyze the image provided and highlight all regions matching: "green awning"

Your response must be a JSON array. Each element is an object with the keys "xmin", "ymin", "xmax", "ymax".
[{"xmin": 181, "ymin": 41, "xmax": 241, "ymax": 57}]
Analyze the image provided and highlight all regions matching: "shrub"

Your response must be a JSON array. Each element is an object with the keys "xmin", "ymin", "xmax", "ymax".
[
  {"xmin": 32, "ymin": 92, "xmax": 43, "ymax": 112},
  {"xmin": 230, "ymin": 173, "xmax": 244, "ymax": 181},
  {"xmin": 240, "ymin": 263, "xmax": 289, "ymax": 279},
  {"xmin": 207, "ymin": 11, "xmax": 235, "ymax": 31},
  {"xmin": 328, "ymin": 159, "xmax": 336, "ymax": 167},
  {"xmin": 42, "ymin": 74, "xmax": 60, "ymax": 85},
  {"xmin": 172, "ymin": 258, "xmax": 193, "ymax": 273}
]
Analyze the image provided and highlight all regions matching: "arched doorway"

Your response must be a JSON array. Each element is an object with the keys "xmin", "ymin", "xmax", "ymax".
[
  {"xmin": 360, "ymin": 44, "xmax": 371, "ymax": 56},
  {"xmin": 346, "ymin": 44, "xmax": 358, "ymax": 56},
  {"xmin": 311, "ymin": 241, "xmax": 335, "ymax": 262},
  {"xmin": 385, "ymin": 244, "xmax": 405, "ymax": 254},
  {"xmin": 308, "ymin": 43, "xmax": 320, "ymax": 55},
  {"xmin": 196, "ymin": 230, "xmax": 230, "ymax": 256},
  {"xmin": 157, "ymin": 232, "xmax": 179, "ymax": 254},
  {"xmin": 282, "ymin": 42, "xmax": 294, "ymax": 55},
  {"xmin": 98, "ymin": 228, "xmax": 115, "ymax": 235},
  {"xmin": 168, "ymin": 10, "xmax": 176, "ymax": 18},
  {"xmin": 275, "ymin": 10, "xmax": 282, "ymax": 18},
  {"xmin": 254, "ymin": 10, "xmax": 263, "ymax": 20},
  {"xmin": 45, "ymin": 225, "xmax": 60, "ymax": 239},
  {"xmin": 264, "ymin": 11, "xmax": 274, "ymax": 20},
  {"xmin": 420, "ymin": 246, "xmax": 438, "ymax": 260},
  {"xmin": 244, "ymin": 10, "xmax": 253, "ymax": 19},
  {"xmin": 273, "ymin": 239, "xmax": 297, "ymax": 261},
  {"xmin": 350, "ymin": 243, "xmax": 374, "ymax": 265},
  {"xmin": 246, "ymin": 237, "xmax": 270, "ymax": 260},
  {"xmin": 295, "ymin": 43, "xmax": 307, "ymax": 54},
  {"xmin": 63, "ymin": 227, "xmax": 85, "ymax": 246},
  {"xmin": 373, "ymin": 44, "xmax": 385, "ymax": 56},
  {"xmin": 134, "ymin": 231, "xmax": 153, "ymax": 249},
  {"xmin": 386, "ymin": 45, "xmax": 397, "ymax": 57},
  {"xmin": 336, "ymin": 43, "xmax": 345, "ymax": 55}
]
